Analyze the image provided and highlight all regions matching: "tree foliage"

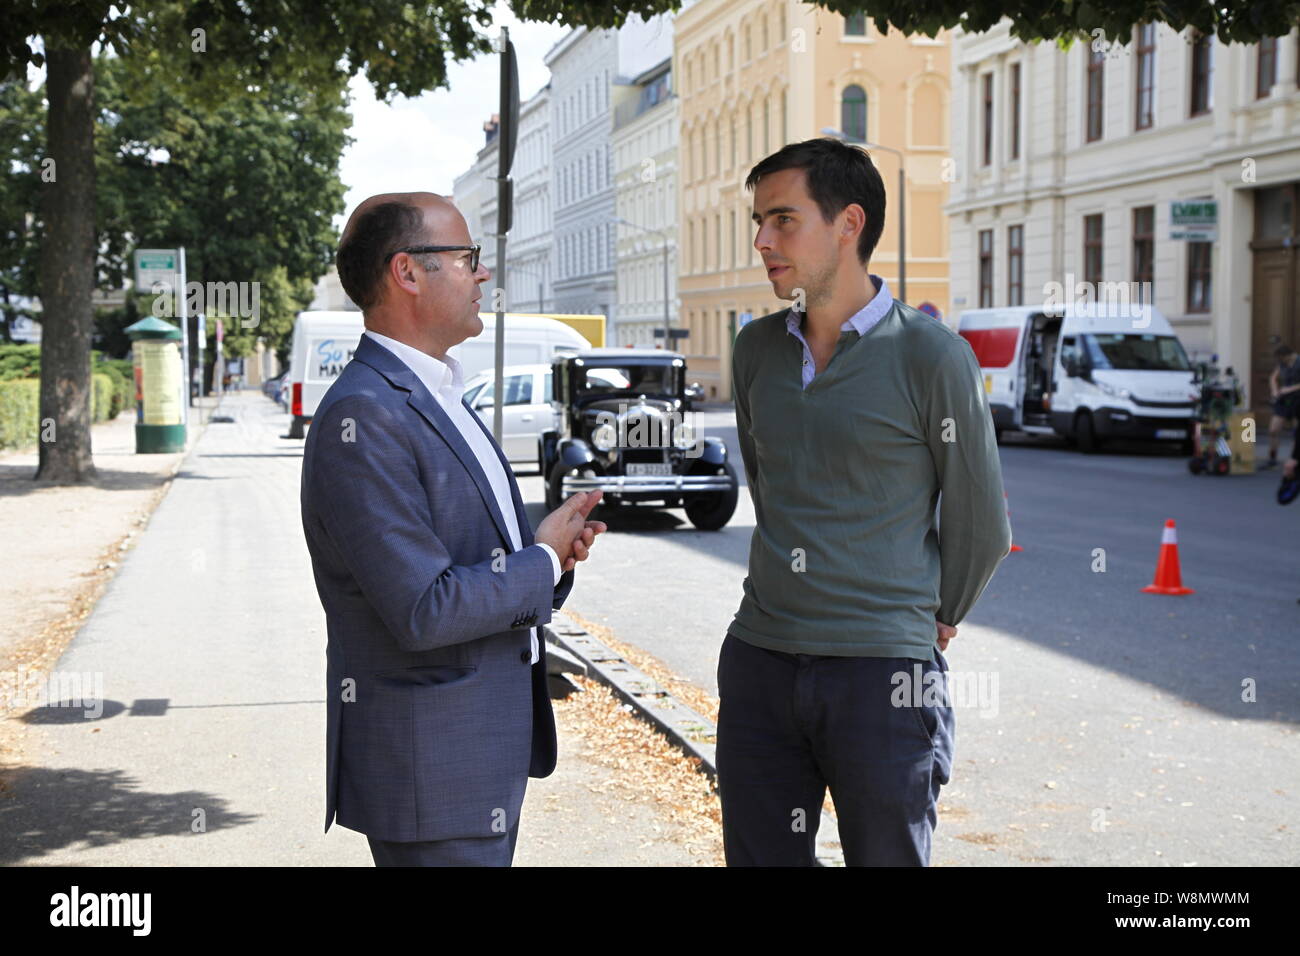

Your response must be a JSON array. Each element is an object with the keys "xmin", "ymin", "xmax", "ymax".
[{"xmin": 1, "ymin": 56, "xmax": 348, "ymax": 356}]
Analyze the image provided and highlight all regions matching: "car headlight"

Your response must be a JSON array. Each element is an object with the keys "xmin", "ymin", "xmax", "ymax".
[
  {"xmin": 1096, "ymin": 380, "xmax": 1130, "ymax": 400},
  {"xmin": 592, "ymin": 423, "xmax": 617, "ymax": 451},
  {"xmin": 673, "ymin": 421, "xmax": 698, "ymax": 450}
]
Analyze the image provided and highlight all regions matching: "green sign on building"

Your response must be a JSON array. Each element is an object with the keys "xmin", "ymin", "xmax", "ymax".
[{"xmin": 1170, "ymin": 200, "xmax": 1217, "ymax": 241}]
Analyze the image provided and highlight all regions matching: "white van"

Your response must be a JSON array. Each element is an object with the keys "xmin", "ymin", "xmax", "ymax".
[
  {"xmin": 285, "ymin": 311, "xmax": 591, "ymax": 437},
  {"xmin": 956, "ymin": 303, "xmax": 1200, "ymax": 453}
]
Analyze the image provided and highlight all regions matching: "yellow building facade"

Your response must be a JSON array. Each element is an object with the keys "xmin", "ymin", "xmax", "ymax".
[{"xmin": 674, "ymin": 1, "xmax": 952, "ymax": 399}]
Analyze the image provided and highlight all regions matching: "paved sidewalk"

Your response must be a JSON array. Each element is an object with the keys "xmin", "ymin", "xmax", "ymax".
[
  {"xmin": 0, "ymin": 391, "xmax": 716, "ymax": 866},
  {"xmin": 0, "ymin": 400, "xmax": 218, "ymax": 769}
]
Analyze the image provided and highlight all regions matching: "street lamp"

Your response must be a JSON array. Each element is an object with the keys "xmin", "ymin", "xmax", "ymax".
[
  {"xmin": 612, "ymin": 216, "xmax": 672, "ymax": 349},
  {"xmin": 820, "ymin": 127, "xmax": 906, "ymax": 303}
]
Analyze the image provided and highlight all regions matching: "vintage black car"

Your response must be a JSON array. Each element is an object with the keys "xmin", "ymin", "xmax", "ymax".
[{"xmin": 539, "ymin": 349, "xmax": 739, "ymax": 530}]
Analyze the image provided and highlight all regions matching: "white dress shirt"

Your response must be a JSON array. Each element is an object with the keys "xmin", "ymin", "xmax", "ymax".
[{"xmin": 364, "ymin": 330, "xmax": 561, "ymax": 664}]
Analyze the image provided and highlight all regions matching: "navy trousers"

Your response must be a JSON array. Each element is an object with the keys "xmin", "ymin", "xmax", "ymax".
[
  {"xmin": 367, "ymin": 816, "xmax": 521, "ymax": 867},
  {"xmin": 716, "ymin": 632, "xmax": 955, "ymax": 866}
]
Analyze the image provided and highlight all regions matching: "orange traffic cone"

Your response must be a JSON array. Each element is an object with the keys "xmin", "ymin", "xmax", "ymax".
[
  {"xmin": 1141, "ymin": 519, "xmax": 1194, "ymax": 595},
  {"xmin": 1004, "ymin": 491, "xmax": 1023, "ymax": 552}
]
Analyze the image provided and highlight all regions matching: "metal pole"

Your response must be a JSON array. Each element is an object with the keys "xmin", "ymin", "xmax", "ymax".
[{"xmin": 493, "ymin": 228, "xmax": 505, "ymax": 444}]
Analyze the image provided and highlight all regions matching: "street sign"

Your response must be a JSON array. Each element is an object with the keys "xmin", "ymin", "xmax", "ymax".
[
  {"xmin": 653, "ymin": 328, "xmax": 690, "ymax": 339},
  {"xmin": 134, "ymin": 249, "xmax": 178, "ymax": 291},
  {"xmin": 738, "ymin": 311, "xmax": 753, "ymax": 328},
  {"xmin": 1170, "ymin": 200, "xmax": 1217, "ymax": 241}
]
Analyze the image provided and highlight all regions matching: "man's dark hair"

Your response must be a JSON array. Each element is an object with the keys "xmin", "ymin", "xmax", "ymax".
[
  {"xmin": 744, "ymin": 137, "xmax": 887, "ymax": 265},
  {"xmin": 336, "ymin": 201, "xmax": 434, "ymax": 311},
  {"xmin": 1275, "ymin": 344, "xmax": 1295, "ymax": 359}
]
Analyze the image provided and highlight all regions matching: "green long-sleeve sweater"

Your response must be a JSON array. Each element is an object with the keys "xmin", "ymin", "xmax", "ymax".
[{"xmin": 728, "ymin": 300, "xmax": 1013, "ymax": 659}]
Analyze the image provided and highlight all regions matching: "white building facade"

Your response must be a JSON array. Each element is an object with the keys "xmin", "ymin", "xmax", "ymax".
[
  {"xmin": 506, "ymin": 85, "xmax": 554, "ymax": 313},
  {"xmin": 948, "ymin": 21, "xmax": 1300, "ymax": 414},
  {"xmin": 612, "ymin": 56, "xmax": 679, "ymax": 347},
  {"xmin": 546, "ymin": 27, "xmax": 620, "ymax": 324}
]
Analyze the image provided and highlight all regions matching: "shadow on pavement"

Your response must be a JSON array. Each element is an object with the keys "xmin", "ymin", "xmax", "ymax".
[
  {"xmin": 0, "ymin": 765, "xmax": 259, "ymax": 864},
  {"xmin": 0, "ymin": 466, "xmax": 175, "ymax": 497}
]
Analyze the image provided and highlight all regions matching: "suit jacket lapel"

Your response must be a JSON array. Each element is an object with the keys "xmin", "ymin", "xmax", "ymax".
[
  {"xmin": 404, "ymin": 385, "xmax": 516, "ymax": 552},
  {"xmin": 462, "ymin": 397, "xmax": 535, "ymax": 548}
]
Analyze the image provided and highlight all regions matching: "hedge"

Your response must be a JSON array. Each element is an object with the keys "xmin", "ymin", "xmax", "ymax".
[
  {"xmin": 94, "ymin": 363, "xmax": 132, "ymax": 419},
  {"xmin": 0, "ymin": 378, "xmax": 40, "ymax": 450},
  {"xmin": 0, "ymin": 344, "xmax": 41, "ymax": 382},
  {"xmin": 0, "ymin": 344, "xmax": 136, "ymax": 439},
  {"xmin": 90, "ymin": 372, "xmax": 114, "ymax": 423},
  {"xmin": 0, "ymin": 372, "xmax": 122, "ymax": 451}
]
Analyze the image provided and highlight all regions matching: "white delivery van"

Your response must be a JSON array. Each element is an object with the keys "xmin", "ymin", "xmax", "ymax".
[
  {"xmin": 285, "ymin": 310, "xmax": 590, "ymax": 438},
  {"xmin": 956, "ymin": 303, "xmax": 1200, "ymax": 453},
  {"xmin": 286, "ymin": 311, "xmax": 365, "ymax": 438},
  {"xmin": 447, "ymin": 313, "xmax": 590, "ymax": 381}
]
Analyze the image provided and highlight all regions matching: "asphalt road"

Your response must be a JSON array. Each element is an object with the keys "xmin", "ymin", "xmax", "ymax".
[{"xmin": 518, "ymin": 410, "xmax": 1300, "ymax": 866}]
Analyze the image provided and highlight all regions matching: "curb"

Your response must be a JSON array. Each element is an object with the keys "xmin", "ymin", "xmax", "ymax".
[{"xmin": 544, "ymin": 610, "xmax": 844, "ymax": 866}]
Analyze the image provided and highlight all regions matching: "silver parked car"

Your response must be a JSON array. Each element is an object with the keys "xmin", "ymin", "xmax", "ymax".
[{"xmin": 461, "ymin": 364, "xmax": 556, "ymax": 468}]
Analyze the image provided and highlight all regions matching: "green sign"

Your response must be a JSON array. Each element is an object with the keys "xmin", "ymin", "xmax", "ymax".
[
  {"xmin": 134, "ymin": 248, "xmax": 180, "ymax": 290},
  {"xmin": 1170, "ymin": 201, "xmax": 1217, "ymax": 241}
]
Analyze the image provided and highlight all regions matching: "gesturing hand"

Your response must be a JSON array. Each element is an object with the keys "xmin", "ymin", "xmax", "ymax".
[{"xmin": 536, "ymin": 491, "xmax": 607, "ymax": 572}]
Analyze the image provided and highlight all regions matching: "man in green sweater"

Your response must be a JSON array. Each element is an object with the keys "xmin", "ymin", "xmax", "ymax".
[{"xmin": 719, "ymin": 137, "xmax": 1012, "ymax": 866}]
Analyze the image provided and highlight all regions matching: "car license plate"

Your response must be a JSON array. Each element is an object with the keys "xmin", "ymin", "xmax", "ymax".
[
  {"xmin": 626, "ymin": 463, "xmax": 671, "ymax": 476},
  {"xmin": 1155, "ymin": 429, "xmax": 1186, "ymax": 439}
]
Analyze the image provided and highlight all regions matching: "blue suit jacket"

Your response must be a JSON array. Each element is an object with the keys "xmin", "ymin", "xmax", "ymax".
[{"xmin": 300, "ymin": 334, "xmax": 574, "ymax": 842}]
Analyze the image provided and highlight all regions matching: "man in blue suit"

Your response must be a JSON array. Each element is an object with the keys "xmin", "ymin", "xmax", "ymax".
[{"xmin": 301, "ymin": 192, "xmax": 605, "ymax": 866}]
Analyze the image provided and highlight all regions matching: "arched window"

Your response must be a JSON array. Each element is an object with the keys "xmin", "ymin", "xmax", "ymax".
[{"xmin": 842, "ymin": 84, "xmax": 867, "ymax": 142}]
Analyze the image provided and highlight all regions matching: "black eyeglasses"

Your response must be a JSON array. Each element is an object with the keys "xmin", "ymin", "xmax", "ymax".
[{"xmin": 384, "ymin": 244, "xmax": 481, "ymax": 271}]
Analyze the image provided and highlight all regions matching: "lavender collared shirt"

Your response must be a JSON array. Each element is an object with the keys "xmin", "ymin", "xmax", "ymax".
[{"xmin": 785, "ymin": 274, "xmax": 894, "ymax": 389}]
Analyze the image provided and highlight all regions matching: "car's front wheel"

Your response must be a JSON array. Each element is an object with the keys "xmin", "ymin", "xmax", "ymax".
[{"xmin": 685, "ymin": 462, "xmax": 739, "ymax": 530}]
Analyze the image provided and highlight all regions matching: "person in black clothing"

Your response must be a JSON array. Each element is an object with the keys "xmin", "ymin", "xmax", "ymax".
[{"xmin": 1264, "ymin": 344, "xmax": 1300, "ymax": 468}]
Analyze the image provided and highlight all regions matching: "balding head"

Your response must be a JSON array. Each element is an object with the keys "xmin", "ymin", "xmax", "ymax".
[
  {"xmin": 340, "ymin": 192, "xmax": 452, "ymax": 245},
  {"xmin": 336, "ymin": 192, "xmax": 468, "ymax": 311}
]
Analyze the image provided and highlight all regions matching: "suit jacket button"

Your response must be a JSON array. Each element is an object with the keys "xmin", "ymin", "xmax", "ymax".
[{"xmin": 520, "ymin": 649, "xmax": 532, "ymax": 664}]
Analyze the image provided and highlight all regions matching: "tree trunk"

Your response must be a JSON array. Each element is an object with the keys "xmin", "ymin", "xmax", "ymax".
[{"xmin": 36, "ymin": 44, "xmax": 97, "ymax": 483}]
